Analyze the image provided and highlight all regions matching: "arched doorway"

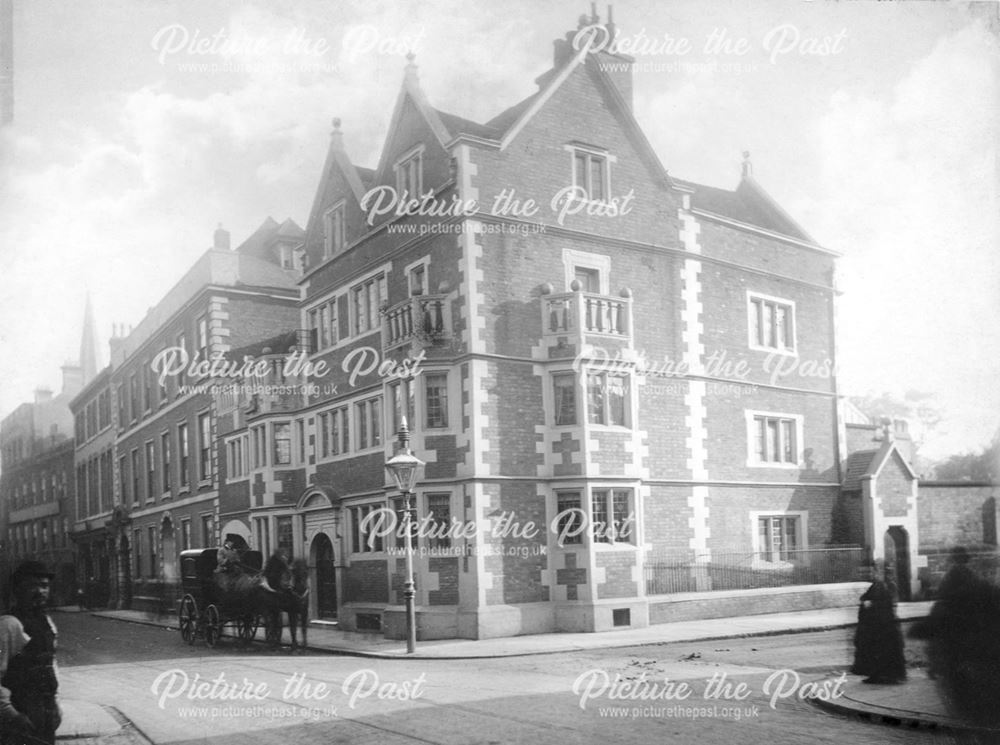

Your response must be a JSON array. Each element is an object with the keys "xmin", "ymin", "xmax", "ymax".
[
  {"xmin": 883, "ymin": 527, "xmax": 911, "ymax": 601},
  {"xmin": 312, "ymin": 533, "xmax": 337, "ymax": 619}
]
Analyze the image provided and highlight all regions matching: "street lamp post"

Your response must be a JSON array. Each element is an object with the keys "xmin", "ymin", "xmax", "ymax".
[{"xmin": 384, "ymin": 417, "xmax": 424, "ymax": 653}]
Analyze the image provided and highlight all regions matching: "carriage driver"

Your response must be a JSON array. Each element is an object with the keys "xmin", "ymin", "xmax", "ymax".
[{"xmin": 0, "ymin": 561, "xmax": 61, "ymax": 745}]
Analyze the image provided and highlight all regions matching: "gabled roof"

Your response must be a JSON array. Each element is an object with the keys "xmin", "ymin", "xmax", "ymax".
[
  {"xmin": 489, "ymin": 37, "xmax": 671, "ymax": 192},
  {"xmin": 311, "ymin": 29, "xmax": 820, "ymax": 251},
  {"xmin": 868, "ymin": 439, "xmax": 918, "ymax": 482},
  {"xmin": 373, "ymin": 63, "xmax": 452, "ymax": 181},
  {"xmin": 235, "ymin": 217, "xmax": 280, "ymax": 255},
  {"xmin": 302, "ymin": 124, "xmax": 371, "ymax": 255},
  {"xmin": 842, "ymin": 440, "xmax": 917, "ymax": 491},
  {"xmin": 234, "ymin": 217, "xmax": 304, "ymax": 268},
  {"xmin": 275, "ymin": 218, "xmax": 305, "ymax": 240},
  {"xmin": 671, "ymin": 177, "xmax": 813, "ymax": 243}
]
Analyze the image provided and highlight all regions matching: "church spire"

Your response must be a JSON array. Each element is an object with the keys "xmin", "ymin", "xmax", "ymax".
[{"xmin": 79, "ymin": 292, "xmax": 100, "ymax": 384}]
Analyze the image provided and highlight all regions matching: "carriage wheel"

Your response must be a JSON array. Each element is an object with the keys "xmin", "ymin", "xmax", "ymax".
[
  {"xmin": 179, "ymin": 595, "xmax": 198, "ymax": 645},
  {"xmin": 205, "ymin": 605, "xmax": 222, "ymax": 648},
  {"xmin": 237, "ymin": 614, "xmax": 258, "ymax": 644}
]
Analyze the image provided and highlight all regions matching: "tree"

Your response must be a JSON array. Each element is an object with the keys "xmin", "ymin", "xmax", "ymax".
[{"xmin": 934, "ymin": 430, "xmax": 999, "ymax": 482}]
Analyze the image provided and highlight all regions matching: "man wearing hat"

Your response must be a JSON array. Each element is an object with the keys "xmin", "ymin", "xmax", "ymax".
[{"xmin": 0, "ymin": 561, "xmax": 60, "ymax": 745}]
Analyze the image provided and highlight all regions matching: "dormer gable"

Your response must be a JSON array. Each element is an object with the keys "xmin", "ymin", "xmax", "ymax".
[
  {"xmin": 369, "ymin": 56, "xmax": 454, "ymax": 214},
  {"xmin": 302, "ymin": 118, "xmax": 374, "ymax": 271}
]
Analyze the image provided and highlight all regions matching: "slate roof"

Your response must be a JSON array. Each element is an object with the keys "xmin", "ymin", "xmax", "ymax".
[
  {"xmin": 672, "ymin": 178, "xmax": 811, "ymax": 242},
  {"xmin": 435, "ymin": 109, "xmax": 501, "ymax": 140},
  {"xmin": 275, "ymin": 218, "xmax": 305, "ymax": 239},
  {"xmin": 234, "ymin": 253, "xmax": 298, "ymax": 290},
  {"xmin": 843, "ymin": 449, "xmax": 879, "ymax": 491},
  {"xmin": 842, "ymin": 440, "xmax": 917, "ymax": 491},
  {"xmin": 485, "ymin": 93, "xmax": 539, "ymax": 134}
]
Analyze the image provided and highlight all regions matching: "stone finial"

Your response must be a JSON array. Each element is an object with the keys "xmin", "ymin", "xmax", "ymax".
[
  {"xmin": 330, "ymin": 117, "xmax": 344, "ymax": 151},
  {"xmin": 741, "ymin": 151, "xmax": 753, "ymax": 179},
  {"xmin": 404, "ymin": 51, "xmax": 418, "ymax": 83}
]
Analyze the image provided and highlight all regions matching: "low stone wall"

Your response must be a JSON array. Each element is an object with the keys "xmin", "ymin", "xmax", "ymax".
[{"xmin": 648, "ymin": 582, "xmax": 869, "ymax": 624}]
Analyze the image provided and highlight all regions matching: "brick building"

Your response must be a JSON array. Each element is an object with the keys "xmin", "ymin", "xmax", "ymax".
[
  {"xmin": 69, "ymin": 363, "xmax": 119, "ymax": 607},
  {"xmin": 7, "ymin": 11, "xmax": 989, "ymax": 631},
  {"xmin": 236, "ymin": 14, "xmax": 865, "ymax": 639},
  {"xmin": 0, "ymin": 317, "xmax": 91, "ymax": 603},
  {"xmin": 109, "ymin": 219, "xmax": 302, "ymax": 611}
]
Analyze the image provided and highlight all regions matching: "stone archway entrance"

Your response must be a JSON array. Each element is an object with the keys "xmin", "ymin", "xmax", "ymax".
[
  {"xmin": 311, "ymin": 533, "xmax": 337, "ymax": 620},
  {"xmin": 883, "ymin": 526, "xmax": 912, "ymax": 601}
]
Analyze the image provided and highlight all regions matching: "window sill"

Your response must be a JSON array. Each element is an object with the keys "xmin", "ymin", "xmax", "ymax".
[
  {"xmin": 316, "ymin": 452, "xmax": 353, "ymax": 464},
  {"xmin": 746, "ymin": 461, "xmax": 801, "ymax": 470},
  {"xmin": 591, "ymin": 541, "xmax": 639, "ymax": 551},
  {"xmin": 586, "ymin": 424, "xmax": 633, "ymax": 433},
  {"xmin": 748, "ymin": 344, "xmax": 797, "ymax": 357}
]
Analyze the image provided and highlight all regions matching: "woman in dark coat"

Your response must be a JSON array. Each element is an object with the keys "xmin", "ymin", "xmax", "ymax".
[{"xmin": 852, "ymin": 566, "xmax": 906, "ymax": 684}]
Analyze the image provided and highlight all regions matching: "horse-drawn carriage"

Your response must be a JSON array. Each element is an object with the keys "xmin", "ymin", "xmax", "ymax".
[
  {"xmin": 178, "ymin": 547, "xmax": 278, "ymax": 647},
  {"xmin": 178, "ymin": 546, "xmax": 310, "ymax": 650}
]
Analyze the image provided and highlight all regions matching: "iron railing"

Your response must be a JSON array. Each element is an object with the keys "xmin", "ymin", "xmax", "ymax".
[{"xmin": 644, "ymin": 546, "xmax": 867, "ymax": 595}]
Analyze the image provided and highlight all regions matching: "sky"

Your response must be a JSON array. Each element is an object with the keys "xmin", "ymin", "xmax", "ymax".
[{"xmin": 0, "ymin": 0, "xmax": 997, "ymax": 462}]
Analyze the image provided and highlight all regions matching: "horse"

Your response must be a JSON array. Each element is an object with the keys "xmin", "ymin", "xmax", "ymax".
[
  {"xmin": 284, "ymin": 559, "xmax": 310, "ymax": 653},
  {"xmin": 260, "ymin": 553, "xmax": 310, "ymax": 652},
  {"xmin": 214, "ymin": 549, "xmax": 286, "ymax": 647}
]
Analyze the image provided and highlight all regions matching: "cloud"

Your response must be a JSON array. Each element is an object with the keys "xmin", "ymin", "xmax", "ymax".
[{"xmin": 817, "ymin": 20, "xmax": 1000, "ymax": 458}]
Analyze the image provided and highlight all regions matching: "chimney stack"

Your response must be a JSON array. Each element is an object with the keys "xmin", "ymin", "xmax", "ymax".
[
  {"xmin": 60, "ymin": 362, "xmax": 84, "ymax": 396},
  {"xmin": 33, "ymin": 388, "xmax": 53, "ymax": 404},
  {"xmin": 214, "ymin": 223, "xmax": 231, "ymax": 251},
  {"xmin": 543, "ymin": 9, "xmax": 632, "ymax": 108},
  {"xmin": 109, "ymin": 323, "xmax": 129, "ymax": 366}
]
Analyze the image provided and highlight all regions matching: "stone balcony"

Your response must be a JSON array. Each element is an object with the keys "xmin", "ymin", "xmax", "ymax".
[
  {"xmin": 540, "ymin": 284, "xmax": 633, "ymax": 358},
  {"xmin": 382, "ymin": 294, "xmax": 451, "ymax": 352}
]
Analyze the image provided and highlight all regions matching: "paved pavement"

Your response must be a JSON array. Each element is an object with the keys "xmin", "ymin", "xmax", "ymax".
[
  {"xmin": 78, "ymin": 602, "xmax": 935, "ymax": 659},
  {"xmin": 52, "ymin": 600, "xmax": 1000, "ymax": 739}
]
